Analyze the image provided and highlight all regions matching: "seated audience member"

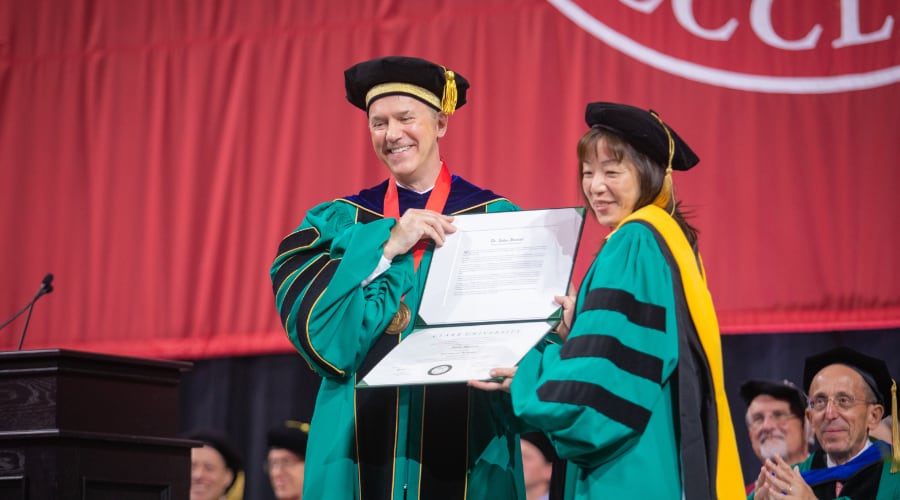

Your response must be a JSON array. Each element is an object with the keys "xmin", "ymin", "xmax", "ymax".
[
  {"xmin": 739, "ymin": 379, "xmax": 812, "ymax": 494},
  {"xmin": 187, "ymin": 431, "xmax": 244, "ymax": 500},
  {"xmin": 871, "ymin": 415, "xmax": 894, "ymax": 444},
  {"xmin": 751, "ymin": 347, "xmax": 900, "ymax": 499},
  {"xmin": 520, "ymin": 432, "xmax": 555, "ymax": 500},
  {"xmin": 266, "ymin": 420, "xmax": 309, "ymax": 500}
]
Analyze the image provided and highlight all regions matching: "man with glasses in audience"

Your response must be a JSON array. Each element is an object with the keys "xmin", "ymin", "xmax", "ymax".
[
  {"xmin": 265, "ymin": 420, "xmax": 309, "ymax": 500},
  {"xmin": 740, "ymin": 379, "xmax": 812, "ymax": 494},
  {"xmin": 750, "ymin": 347, "xmax": 899, "ymax": 499}
]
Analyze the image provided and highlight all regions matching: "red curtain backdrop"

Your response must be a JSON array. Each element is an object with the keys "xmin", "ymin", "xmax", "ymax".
[{"xmin": 1, "ymin": 0, "xmax": 898, "ymax": 359}]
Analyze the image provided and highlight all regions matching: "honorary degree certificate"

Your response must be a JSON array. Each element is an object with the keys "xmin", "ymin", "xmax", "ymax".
[{"xmin": 358, "ymin": 207, "xmax": 585, "ymax": 387}]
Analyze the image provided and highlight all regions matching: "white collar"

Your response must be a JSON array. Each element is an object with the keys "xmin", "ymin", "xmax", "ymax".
[
  {"xmin": 826, "ymin": 439, "xmax": 872, "ymax": 468},
  {"xmin": 395, "ymin": 180, "xmax": 434, "ymax": 195}
]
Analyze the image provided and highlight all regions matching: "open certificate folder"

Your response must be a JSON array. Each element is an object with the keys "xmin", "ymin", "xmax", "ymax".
[{"xmin": 358, "ymin": 207, "xmax": 585, "ymax": 387}]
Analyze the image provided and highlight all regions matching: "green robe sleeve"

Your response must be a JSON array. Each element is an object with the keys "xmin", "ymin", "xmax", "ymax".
[
  {"xmin": 510, "ymin": 222, "xmax": 680, "ymax": 469},
  {"xmin": 270, "ymin": 200, "xmax": 416, "ymax": 379}
]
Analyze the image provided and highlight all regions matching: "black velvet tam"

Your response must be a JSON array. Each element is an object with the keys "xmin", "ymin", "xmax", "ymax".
[
  {"xmin": 344, "ymin": 56, "xmax": 469, "ymax": 113},
  {"xmin": 740, "ymin": 379, "xmax": 807, "ymax": 419},
  {"xmin": 584, "ymin": 102, "xmax": 699, "ymax": 171},
  {"xmin": 803, "ymin": 346, "xmax": 894, "ymax": 415},
  {"xmin": 267, "ymin": 420, "xmax": 309, "ymax": 459}
]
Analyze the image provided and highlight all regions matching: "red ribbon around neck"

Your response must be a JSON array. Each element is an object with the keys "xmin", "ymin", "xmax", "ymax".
[{"xmin": 383, "ymin": 162, "xmax": 452, "ymax": 270}]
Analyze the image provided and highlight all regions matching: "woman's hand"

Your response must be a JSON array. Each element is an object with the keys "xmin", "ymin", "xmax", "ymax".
[
  {"xmin": 468, "ymin": 367, "xmax": 517, "ymax": 393},
  {"xmin": 553, "ymin": 292, "xmax": 576, "ymax": 342}
]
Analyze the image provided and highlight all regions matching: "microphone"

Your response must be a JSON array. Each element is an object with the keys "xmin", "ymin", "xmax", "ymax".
[
  {"xmin": 0, "ymin": 273, "xmax": 54, "ymax": 350},
  {"xmin": 39, "ymin": 273, "xmax": 54, "ymax": 296}
]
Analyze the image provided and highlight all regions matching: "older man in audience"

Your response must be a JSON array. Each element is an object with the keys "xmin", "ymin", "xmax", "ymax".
[
  {"xmin": 751, "ymin": 347, "xmax": 899, "ymax": 499},
  {"xmin": 188, "ymin": 431, "xmax": 244, "ymax": 500},
  {"xmin": 266, "ymin": 420, "xmax": 308, "ymax": 500},
  {"xmin": 740, "ymin": 379, "xmax": 812, "ymax": 494}
]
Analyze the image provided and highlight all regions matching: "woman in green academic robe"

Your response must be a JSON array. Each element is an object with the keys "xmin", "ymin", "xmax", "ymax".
[{"xmin": 471, "ymin": 102, "xmax": 745, "ymax": 500}]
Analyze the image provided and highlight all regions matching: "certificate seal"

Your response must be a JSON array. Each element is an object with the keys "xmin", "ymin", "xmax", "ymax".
[
  {"xmin": 427, "ymin": 364, "xmax": 452, "ymax": 376},
  {"xmin": 385, "ymin": 302, "xmax": 411, "ymax": 335}
]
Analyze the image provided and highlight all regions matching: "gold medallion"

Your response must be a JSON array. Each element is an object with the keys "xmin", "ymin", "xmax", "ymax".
[{"xmin": 385, "ymin": 301, "xmax": 411, "ymax": 335}]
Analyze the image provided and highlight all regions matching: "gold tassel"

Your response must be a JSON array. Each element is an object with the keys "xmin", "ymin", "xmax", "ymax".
[
  {"xmin": 649, "ymin": 110, "xmax": 675, "ymax": 213},
  {"xmin": 891, "ymin": 379, "xmax": 899, "ymax": 473},
  {"xmin": 441, "ymin": 68, "xmax": 458, "ymax": 115},
  {"xmin": 226, "ymin": 470, "xmax": 245, "ymax": 500},
  {"xmin": 652, "ymin": 171, "xmax": 673, "ymax": 211},
  {"xmin": 286, "ymin": 419, "xmax": 310, "ymax": 433}
]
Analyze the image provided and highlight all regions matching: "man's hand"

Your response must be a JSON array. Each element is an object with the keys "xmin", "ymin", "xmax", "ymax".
[
  {"xmin": 754, "ymin": 456, "xmax": 816, "ymax": 500},
  {"xmin": 383, "ymin": 209, "xmax": 456, "ymax": 260}
]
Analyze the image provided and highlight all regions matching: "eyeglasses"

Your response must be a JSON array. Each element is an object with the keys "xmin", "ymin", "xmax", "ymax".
[
  {"xmin": 263, "ymin": 457, "xmax": 303, "ymax": 473},
  {"xmin": 747, "ymin": 410, "xmax": 797, "ymax": 430},
  {"xmin": 807, "ymin": 394, "xmax": 875, "ymax": 412}
]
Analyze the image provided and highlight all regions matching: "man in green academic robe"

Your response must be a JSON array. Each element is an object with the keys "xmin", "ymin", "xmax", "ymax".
[{"xmin": 271, "ymin": 56, "xmax": 524, "ymax": 500}]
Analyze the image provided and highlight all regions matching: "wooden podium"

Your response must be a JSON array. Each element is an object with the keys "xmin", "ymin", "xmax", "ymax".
[{"xmin": 0, "ymin": 349, "xmax": 195, "ymax": 500}]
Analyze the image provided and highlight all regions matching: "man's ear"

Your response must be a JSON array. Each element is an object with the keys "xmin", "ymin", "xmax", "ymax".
[
  {"xmin": 867, "ymin": 404, "xmax": 885, "ymax": 431},
  {"xmin": 436, "ymin": 112, "xmax": 449, "ymax": 138}
]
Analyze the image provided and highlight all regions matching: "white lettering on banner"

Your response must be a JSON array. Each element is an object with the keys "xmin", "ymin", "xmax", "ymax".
[
  {"xmin": 673, "ymin": 0, "xmax": 737, "ymax": 42},
  {"xmin": 620, "ymin": 0, "xmax": 663, "ymax": 14},
  {"xmin": 750, "ymin": 0, "xmax": 822, "ymax": 50},
  {"xmin": 832, "ymin": 0, "xmax": 894, "ymax": 48},
  {"xmin": 548, "ymin": 0, "xmax": 900, "ymax": 93},
  {"xmin": 750, "ymin": 0, "xmax": 893, "ymax": 50}
]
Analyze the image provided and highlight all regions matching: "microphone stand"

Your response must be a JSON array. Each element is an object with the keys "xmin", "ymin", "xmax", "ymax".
[
  {"xmin": 17, "ymin": 289, "xmax": 47, "ymax": 350},
  {"xmin": 0, "ymin": 274, "xmax": 54, "ymax": 350},
  {"xmin": 0, "ymin": 301, "xmax": 34, "ymax": 331}
]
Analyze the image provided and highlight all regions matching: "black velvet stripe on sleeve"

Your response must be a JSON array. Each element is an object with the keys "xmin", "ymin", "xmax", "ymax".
[
  {"xmin": 272, "ymin": 227, "xmax": 322, "ymax": 296},
  {"xmin": 582, "ymin": 288, "xmax": 666, "ymax": 333},
  {"xmin": 273, "ymin": 245, "xmax": 328, "ymax": 295},
  {"xmin": 276, "ymin": 227, "xmax": 320, "ymax": 258},
  {"xmin": 355, "ymin": 208, "xmax": 381, "ymax": 224},
  {"xmin": 277, "ymin": 254, "xmax": 329, "ymax": 326},
  {"xmin": 538, "ymin": 380, "xmax": 652, "ymax": 433},
  {"xmin": 560, "ymin": 335, "xmax": 663, "ymax": 385},
  {"xmin": 293, "ymin": 259, "xmax": 342, "ymax": 377}
]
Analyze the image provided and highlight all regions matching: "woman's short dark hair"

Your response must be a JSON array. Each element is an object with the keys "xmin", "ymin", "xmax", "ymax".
[{"xmin": 577, "ymin": 127, "xmax": 698, "ymax": 246}]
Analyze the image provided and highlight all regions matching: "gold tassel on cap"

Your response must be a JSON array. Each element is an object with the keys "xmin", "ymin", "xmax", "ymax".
[
  {"xmin": 652, "ymin": 169, "xmax": 673, "ymax": 211},
  {"xmin": 891, "ymin": 379, "xmax": 899, "ymax": 473},
  {"xmin": 226, "ymin": 470, "xmax": 245, "ymax": 500},
  {"xmin": 286, "ymin": 420, "xmax": 310, "ymax": 433},
  {"xmin": 441, "ymin": 68, "xmax": 458, "ymax": 115},
  {"xmin": 650, "ymin": 111, "xmax": 675, "ymax": 213}
]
